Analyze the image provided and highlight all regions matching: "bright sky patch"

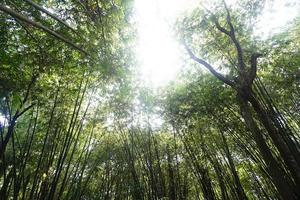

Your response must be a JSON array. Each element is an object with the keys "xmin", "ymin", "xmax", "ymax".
[{"xmin": 134, "ymin": 0, "xmax": 300, "ymax": 87}]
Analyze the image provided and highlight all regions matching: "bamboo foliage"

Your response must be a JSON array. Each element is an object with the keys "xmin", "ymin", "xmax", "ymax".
[{"xmin": 1, "ymin": 0, "xmax": 300, "ymax": 199}]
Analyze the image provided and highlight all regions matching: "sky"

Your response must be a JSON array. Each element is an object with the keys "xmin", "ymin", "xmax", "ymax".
[{"xmin": 134, "ymin": 0, "xmax": 300, "ymax": 87}]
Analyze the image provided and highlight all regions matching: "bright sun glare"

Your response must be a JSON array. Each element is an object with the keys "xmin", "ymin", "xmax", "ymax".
[
  {"xmin": 134, "ymin": 0, "xmax": 300, "ymax": 87},
  {"xmin": 134, "ymin": 0, "xmax": 198, "ymax": 87}
]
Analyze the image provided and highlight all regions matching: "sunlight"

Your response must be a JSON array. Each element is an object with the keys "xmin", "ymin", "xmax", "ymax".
[
  {"xmin": 0, "ymin": 114, "xmax": 7, "ymax": 126},
  {"xmin": 134, "ymin": 0, "xmax": 197, "ymax": 87},
  {"xmin": 134, "ymin": 0, "xmax": 300, "ymax": 87},
  {"xmin": 256, "ymin": 0, "xmax": 300, "ymax": 37}
]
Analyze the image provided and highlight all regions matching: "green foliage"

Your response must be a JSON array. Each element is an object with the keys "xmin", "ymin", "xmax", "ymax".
[{"xmin": 0, "ymin": 0, "xmax": 299, "ymax": 199}]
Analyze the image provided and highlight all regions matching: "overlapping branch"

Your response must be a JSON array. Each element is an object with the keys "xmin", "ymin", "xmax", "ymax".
[
  {"xmin": 184, "ymin": 43, "xmax": 235, "ymax": 87},
  {"xmin": 0, "ymin": 4, "xmax": 88, "ymax": 55}
]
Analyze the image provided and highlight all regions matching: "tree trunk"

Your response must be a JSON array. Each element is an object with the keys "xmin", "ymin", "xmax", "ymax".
[
  {"xmin": 237, "ymin": 93, "xmax": 298, "ymax": 200},
  {"xmin": 220, "ymin": 130, "xmax": 248, "ymax": 200},
  {"xmin": 248, "ymin": 91, "xmax": 300, "ymax": 188}
]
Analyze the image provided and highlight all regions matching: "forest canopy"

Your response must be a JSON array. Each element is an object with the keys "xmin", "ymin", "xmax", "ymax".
[{"xmin": 0, "ymin": 0, "xmax": 300, "ymax": 199}]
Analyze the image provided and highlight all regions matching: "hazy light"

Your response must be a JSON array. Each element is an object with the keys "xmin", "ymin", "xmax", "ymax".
[
  {"xmin": 134, "ymin": 0, "xmax": 300, "ymax": 87},
  {"xmin": 0, "ymin": 114, "xmax": 7, "ymax": 126},
  {"xmin": 256, "ymin": 0, "xmax": 300, "ymax": 37},
  {"xmin": 134, "ymin": 0, "xmax": 198, "ymax": 87}
]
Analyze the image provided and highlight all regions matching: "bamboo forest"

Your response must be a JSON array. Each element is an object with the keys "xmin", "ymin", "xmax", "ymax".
[{"xmin": 0, "ymin": 0, "xmax": 300, "ymax": 199}]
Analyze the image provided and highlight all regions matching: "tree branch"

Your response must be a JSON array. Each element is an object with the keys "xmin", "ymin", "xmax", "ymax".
[
  {"xmin": 0, "ymin": 103, "xmax": 35, "ymax": 157},
  {"xmin": 23, "ymin": 0, "xmax": 77, "ymax": 33},
  {"xmin": 0, "ymin": 4, "xmax": 88, "ymax": 55},
  {"xmin": 212, "ymin": 0, "xmax": 245, "ymax": 71},
  {"xmin": 16, "ymin": 104, "xmax": 35, "ymax": 119},
  {"xmin": 184, "ymin": 44, "xmax": 235, "ymax": 87},
  {"xmin": 215, "ymin": 19, "xmax": 230, "ymax": 36},
  {"xmin": 248, "ymin": 53, "xmax": 262, "ymax": 84}
]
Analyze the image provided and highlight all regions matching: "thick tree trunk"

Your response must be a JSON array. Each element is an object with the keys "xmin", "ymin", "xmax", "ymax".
[
  {"xmin": 248, "ymin": 91, "xmax": 300, "ymax": 188},
  {"xmin": 237, "ymin": 94, "xmax": 298, "ymax": 200}
]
